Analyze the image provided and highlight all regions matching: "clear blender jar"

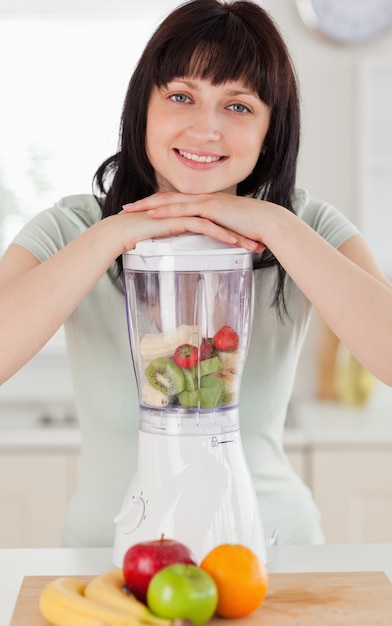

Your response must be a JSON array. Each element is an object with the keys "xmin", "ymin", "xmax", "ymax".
[{"xmin": 113, "ymin": 234, "xmax": 266, "ymax": 564}]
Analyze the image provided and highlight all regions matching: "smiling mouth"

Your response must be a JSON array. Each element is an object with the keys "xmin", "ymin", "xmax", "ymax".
[{"xmin": 177, "ymin": 149, "xmax": 224, "ymax": 163}]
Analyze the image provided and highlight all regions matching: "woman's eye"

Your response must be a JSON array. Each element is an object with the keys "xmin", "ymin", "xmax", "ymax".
[
  {"xmin": 170, "ymin": 93, "xmax": 191, "ymax": 103},
  {"xmin": 228, "ymin": 103, "xmax": 252, "ymax": 113}
]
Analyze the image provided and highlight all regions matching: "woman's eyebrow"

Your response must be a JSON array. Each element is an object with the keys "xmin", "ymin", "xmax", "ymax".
[
  {"xmin": 169, "ymin": 79, "xmax": 199, "ymax": 89},
  {"xmin": 169, "ymin": 80, "xmax": 258, "ymax": 98},
  {"xmin": 225, "ymin": 88, "xmax": 258, "ymax": 98}
]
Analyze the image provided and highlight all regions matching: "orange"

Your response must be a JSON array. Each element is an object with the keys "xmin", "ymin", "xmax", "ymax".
[{"xmin": 199, "ymin": 543, "xmax": 269, "ymax": 618}]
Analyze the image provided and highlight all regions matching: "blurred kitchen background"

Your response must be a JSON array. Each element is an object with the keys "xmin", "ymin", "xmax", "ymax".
[{"xmin": 1, "ymin": 0, "xmax": 392, "ymax": 548}]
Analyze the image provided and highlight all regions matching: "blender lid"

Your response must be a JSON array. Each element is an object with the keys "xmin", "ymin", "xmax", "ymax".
[
  {"xmin": 126, "ymin": 234, "xmax": 242, "ymax": 255},
  {"xmin": 123, "ymin": 234, "xmax": 252, "ymax": 271}
]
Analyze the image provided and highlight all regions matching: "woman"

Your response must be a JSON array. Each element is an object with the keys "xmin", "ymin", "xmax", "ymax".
[{"xmin": 0, "ymin": 0, "xmax": 391, "ymax": 547}]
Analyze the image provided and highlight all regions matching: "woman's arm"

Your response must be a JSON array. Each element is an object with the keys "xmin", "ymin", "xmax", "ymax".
[
  {"xmin": 0, "ymin": 208, "xmax": 254, "ymax": 384},
  {"xmin": 124, "ymin": 192, "xmax": 392, "ymax": 385},
  {"xmin": 262, "ymin": 205, "xmax": 392, "ymax": 385},
  {"xmin": 0, "ymin": 216, "xmax": 124, "ymax": 383}
]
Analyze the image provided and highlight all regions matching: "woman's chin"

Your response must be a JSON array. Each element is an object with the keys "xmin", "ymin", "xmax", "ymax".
[
  {"xmin": 156, "ymin": 176, "xmax": 237, "ymax": 195},
  {"xmin": 172, "ymin": 183, "xmax": 235, "ymax": 195}
]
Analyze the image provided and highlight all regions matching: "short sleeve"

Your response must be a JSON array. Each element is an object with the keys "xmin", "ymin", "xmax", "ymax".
[
  {"xmin": 11, "ymin": 194, "xmax": 101, "ymax": 262},
  {"xmin": 294, "ymin": 188, "xmax": 360, "ymax": 249}
]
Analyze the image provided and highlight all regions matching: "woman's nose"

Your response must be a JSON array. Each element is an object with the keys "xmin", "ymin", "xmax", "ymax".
[{"xmin": 186, "ymin": 108, "xmax": 222, "ymax": 141}]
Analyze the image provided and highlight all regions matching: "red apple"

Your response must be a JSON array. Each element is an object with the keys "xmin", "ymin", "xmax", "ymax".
[{"xmin": 123, "ymin": 536, "xmax": 197, "ymax": 604}]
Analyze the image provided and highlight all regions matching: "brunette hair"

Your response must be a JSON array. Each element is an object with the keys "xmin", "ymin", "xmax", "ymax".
[{"xmin": 93, "ymin": 0, "xmax": 301, "ymax": 313}]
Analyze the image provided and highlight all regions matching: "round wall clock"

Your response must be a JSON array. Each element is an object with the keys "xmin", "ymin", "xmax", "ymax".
[{"xmin": 296, "ymin": 0, "xmax": 392, "ymax": 44}]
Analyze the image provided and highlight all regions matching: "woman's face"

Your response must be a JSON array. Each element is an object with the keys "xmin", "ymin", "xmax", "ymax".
[{"xmin": 145, "ymin": 77, "xmax": 270, "ymax": 195}]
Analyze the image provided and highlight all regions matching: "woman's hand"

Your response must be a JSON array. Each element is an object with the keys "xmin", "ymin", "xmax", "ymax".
[{"xmin": 122, "ymin": 191, "xmax": 266, "ymax": 253}]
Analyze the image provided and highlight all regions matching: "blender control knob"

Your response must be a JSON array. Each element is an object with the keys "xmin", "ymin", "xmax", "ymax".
[{"xmin": 114, "ymin": 495, "xmax": 146, "ymax": 533}]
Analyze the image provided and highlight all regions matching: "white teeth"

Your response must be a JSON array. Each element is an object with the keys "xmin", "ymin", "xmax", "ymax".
[{"xmin": 178, "ymin": 150, "xmax": 221, "ymax": 163}]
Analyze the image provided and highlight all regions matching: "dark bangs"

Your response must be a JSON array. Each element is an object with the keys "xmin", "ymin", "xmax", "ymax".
[{"xmin": 149, "ymin": 6, "xmax": 281, "ymax": 110}]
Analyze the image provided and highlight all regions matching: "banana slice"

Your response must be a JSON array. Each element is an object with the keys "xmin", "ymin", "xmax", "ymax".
[
  {"xmin": 216, "ymin": 350, "xmax": 243, "ymax": 371},
  {"xmin": 139, "ymin": 324, "xmax": 199, "ymax": 361},
  {"xmin": 141, "ymin": 382, "xmax": 170, "ymax": 407}
]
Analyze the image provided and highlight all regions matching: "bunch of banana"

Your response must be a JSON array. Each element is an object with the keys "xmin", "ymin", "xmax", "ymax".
[
  {"xmin": 140, "ymin": 324, "xmax": 199, "ymax": 362},
  {"xmin": 39, "ymin": 568, "xmax": 190, "ymax": 626},
  {"xmin": 84, "ymin": 568, "xmax": 171, "ymax": 624}
]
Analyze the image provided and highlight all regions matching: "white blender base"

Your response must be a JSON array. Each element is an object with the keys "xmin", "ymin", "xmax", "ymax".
[{"xmin": 113, "ymin": 429, "xmax": 266, "ymax": 565}]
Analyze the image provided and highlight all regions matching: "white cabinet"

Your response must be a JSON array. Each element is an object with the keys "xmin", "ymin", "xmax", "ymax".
[
  {"xmin": 0, "ymin": 451, "xmax": 80, "ymax": 548},
  {"xmin": 311, "ymin": 446, "xmax": 392, "ymax": 543},
  {"xmin": 285, "ymin": 435, "xmax": 392, "ymax": 544},
  {"xmin": 2, "ymin": 438, "xmax": 392, "ymax": 547}
]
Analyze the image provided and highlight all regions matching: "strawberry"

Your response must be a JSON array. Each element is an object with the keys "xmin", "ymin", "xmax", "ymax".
[
  {"xmin": 173, "ymin": 344, "xmax": 199, "ymax": 369},
  {"xmin": 199, "ymin": 338, "xmax": 214, "ymax": 361},
  {"xmin": 213, "ymin": 325, "xmax": 239, "ymax": 352}
]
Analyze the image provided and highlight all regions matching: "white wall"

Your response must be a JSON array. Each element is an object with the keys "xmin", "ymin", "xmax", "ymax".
[{"xmin": 264, "ymin": 0, "xmax": 392, "ymax": 222}]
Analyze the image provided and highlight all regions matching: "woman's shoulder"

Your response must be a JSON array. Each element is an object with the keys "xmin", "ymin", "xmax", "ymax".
[
  {"xmin": 293, "ymin": 186, "xmax": 359, "ymax": 248},
  {"xmin": 293, "ymin": 187, "xmax": 348, "ymax": 223},
  {"xmin": 293, "ymin": 187, "xmax": 323, "ymax": 221},
  {"xmin": 54, "ymin": 193, "xmax": 102, "ymax": 228},
  {"xmin": 11, "ymin": 194, "xmax": 102, "ymax": 260}
]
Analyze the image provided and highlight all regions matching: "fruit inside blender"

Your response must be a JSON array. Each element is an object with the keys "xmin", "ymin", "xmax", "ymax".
[{"xmin": 127, "ymin": 270, "xmax": 251, "ymax": 412}]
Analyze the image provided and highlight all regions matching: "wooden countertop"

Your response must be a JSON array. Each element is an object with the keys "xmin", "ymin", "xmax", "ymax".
[{"xmin": 2, "ymin": 545, "xmax": 392, "ymax": 626}]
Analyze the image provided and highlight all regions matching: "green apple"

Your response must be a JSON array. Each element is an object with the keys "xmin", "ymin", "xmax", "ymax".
[{"xmin": 147, "ymin": 563, "xmax": 218, "ymax": 626}]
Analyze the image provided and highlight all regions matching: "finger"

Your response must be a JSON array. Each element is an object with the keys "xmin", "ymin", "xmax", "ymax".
[
  {"xmin": 167, "ymin": 216, "xmax": 240, "ymax": 246},
  {"xmin": 145, "ymin": 205, "xmax": 261, "ymax": 251},
  {"xmin": 129, "ymin": 214, "xmax": 238, "ymax": 247},
  {"xmin": 223, "ymin": 227, "xmax": 261, "ymax": 251},
  {"xmin": 145, "ymin": 195, "xmax": 216, "ymax": 219},
  {"xmin": 176, "ymin": 219, "xmax": 259, "ymax": 252},
  {"xmin": 122, "ymin": 191, "xmax": 196, "ymax": 213},
  {"xmin": 141, "ymin": 215, "xmax": 259, "ymax": 252}
]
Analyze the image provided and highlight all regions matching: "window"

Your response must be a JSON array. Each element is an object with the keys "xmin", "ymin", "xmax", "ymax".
[{"xmin": 0, "ymin": 12, "xmax": 157, "ymax": 252}]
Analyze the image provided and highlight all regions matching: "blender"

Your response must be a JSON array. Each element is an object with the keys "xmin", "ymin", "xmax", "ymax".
[{"xmin": 113, "ymin": 234, "xmax": 266, "ymax": 565}]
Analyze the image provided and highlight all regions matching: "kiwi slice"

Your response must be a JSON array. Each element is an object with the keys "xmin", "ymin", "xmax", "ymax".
[
  {"xmin": 178, "ymin": 390, "xmax": 199, "ymax": 408},
  {"xmin": 183, "ymin": 367, "xmax": 197, "ymax": 392},
  {"xmin": 199, "ymin": 356, "xmax": 222, "ymax": 377},
  {"xmin": 219, "ymin": 391, "xmax": 235, "ymax": 406},
  {"xmin": 199, "ymin": 386, "xmax": 222, "ymax": 408},
  {"xmin": 145, "ymin": 357, "xmax": 185, "ymax": 396},
  {"xmin": 201, "ymin": 370, "xmax": 238, "ymax": 407},
  {"xmin": 178, "ymin": 387, "xmax": 222, "ymax": 409},
  {"xmin": 200, "ymin": 374, "xmax": 226, "ymax": 392}
]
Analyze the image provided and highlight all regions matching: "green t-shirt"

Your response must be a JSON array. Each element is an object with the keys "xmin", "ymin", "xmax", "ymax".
[{"xmin": 12, "ymin": 189, "xmax": 359, "ymax": 547}]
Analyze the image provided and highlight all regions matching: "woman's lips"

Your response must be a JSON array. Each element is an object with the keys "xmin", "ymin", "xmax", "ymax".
[{"xmin": 175, "ymin": 148, "xmax": 227, "ymax": 168}]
